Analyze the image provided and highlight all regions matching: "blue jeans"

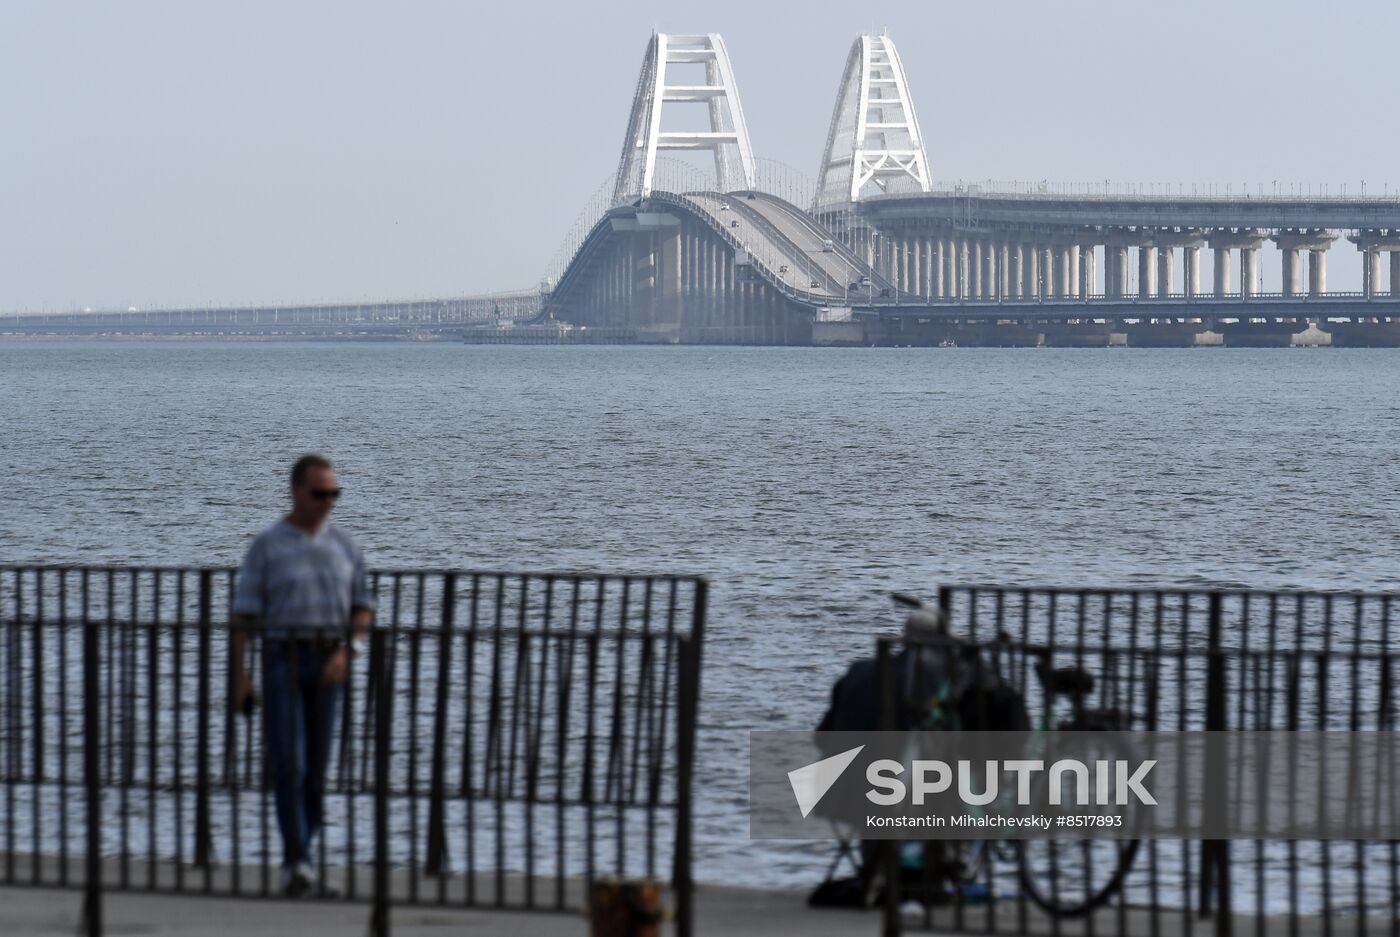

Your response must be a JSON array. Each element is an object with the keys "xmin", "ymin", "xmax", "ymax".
[{"xmin": 262, "ymin": 641, "xmax": 342, "ymax": 868}]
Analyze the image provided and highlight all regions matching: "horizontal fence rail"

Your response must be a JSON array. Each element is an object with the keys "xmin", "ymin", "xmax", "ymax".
[
  {"xmin": 0, "ymin": 565, "xmax": 707, "ymax": 937},
  {"xmin": 879, "ymin": 585, "xmax": 1400, "ymax": 937}
]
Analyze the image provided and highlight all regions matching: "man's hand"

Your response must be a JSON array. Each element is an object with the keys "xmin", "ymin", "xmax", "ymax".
[
  {"xmin": 232, "ymin": 672, "xmax": 256, "ymax": 716},
  {"xmin": 322, "ymin": 646, "xmax": 349, "ymax": 686}
]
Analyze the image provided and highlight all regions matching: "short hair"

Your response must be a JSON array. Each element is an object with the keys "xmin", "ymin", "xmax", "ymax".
[{"xmin": 291, "ymin": 454, "xmax": 332, "ymax": 488}]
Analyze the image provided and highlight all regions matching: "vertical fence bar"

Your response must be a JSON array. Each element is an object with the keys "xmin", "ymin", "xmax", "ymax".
[
  {"xmin": 1203, "ymin": 591, "xmax": 1231, "ymax": 936},
  {"xmin": 673, "ymin": 633, "xmax": 698, "ymax": 937},
  {"xmin": 194, "ymin": 570, "xmax": 213, "ymax": 881},
  {"xmin": 426, "ymin": 572, "xmax": 456, "ymax": 880},
  {"xmin": 82, "ymin": 572, "xmax": 102, "ymax": 937},
  {"xmin": 370, "ymin": 627, "xmax": 391, "ymax": 937},
  {"xmin": 673, "ymin": 577, "xmax": 706, "ymax": 937}
]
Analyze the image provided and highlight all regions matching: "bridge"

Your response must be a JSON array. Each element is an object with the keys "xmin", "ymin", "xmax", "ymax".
[
  {"xmin": 10, "ymin": 31, "xmax": 1400, "ymax": 347},
  {"xmin": 536, "ymin": 31, "xmax": 1400, "ymax": 347}
]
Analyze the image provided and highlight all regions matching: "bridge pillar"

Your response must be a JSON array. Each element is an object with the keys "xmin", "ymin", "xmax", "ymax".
[
  {"xmin": 1067, "ymin": 245, "xmax": 1080, "ymax": 299},
  {"xmin": 990, "ymin": 240, "xmax": 1001, "ymax": 300},
  {"xmin": 984, "ymin": 241, "xmax": 997, "ymax": 299},
  {"xmin": 1208, "ymin": 231, "xmax": 1263, "ymax": 297},
  {"xmin": 999, "ymin": 242, "xmax": 1011, "ymax": 300},
  {"xmin": 1240, "ymin": 246, "xmax": 1260, "ymax": 298},
  {"xmin": 1040, "ymin": 246, "xmax": 1055, "ymax": 298},
  {"xmin": 941, "ymin": 237, "xmax": 955, "ymax": 299},
  {"xmin": 1309, "ymin": 249, "xmax": 1327, "ymax": 296},
  {"xmin": 1157, "ymin": 246, "xmax": 1174, "ymax": 297},
  {"xmin": 1113, "ymin": 246, "xmax": 1130, "ymax": 297},
  {"xmin": 955, "ymin": 238, "xmax": 968, "ymax": 299},
  {"xmin": 901, "ymin": 237, "xmax": 913, "ymax": 295},
  {"xmin": 1213, "ymin": 247, "xmax": 1231, "ymax": 296},
  {"xmin": 664, "ymin": 227, "xmax": 683, "ymax": 323},
  {"xmin": 1057, "ymin": 245, "xmax": 1072, "ymax": 299},
  {"xmin": 1023, "ymin": 243, "xmax": 1039, "ymax": 298},
  {"xmin": 1280, "ymin": 248, "xmax": 1301, "ymax": 296},
  {"xmin": 1392, "ymin": 252, "xmax": 1400, "ymax": 297},
  {"xmin": 1184, "ymin": 245, "xmax": 1201, "ymax": 298},
  {"xmin": 1348, "ymin": 232, "xmax": 1400, "ymax": 297},
  {"xmin": 927, "ymin": 238, "xmax": 940, "ymax": 298},
  {"xmin": 1011, "ymin": 245, "xmax": 1025, "ymax": 299},
  {"xmin": 1080, "ymin": 244, "xmax": 1096, "ymax": 297},
  {"xmin": 1138, "ymin": 245, "xmax": 1157, "ymax": 299},
  {"xmin": 974, "ymin": 239, "xmax": 985, "ymax": 298}
]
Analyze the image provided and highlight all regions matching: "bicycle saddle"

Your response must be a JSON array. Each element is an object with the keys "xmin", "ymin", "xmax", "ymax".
[{"xmin": 1038, "ymin": 664, "xmax": 1094, "ymax": 697}]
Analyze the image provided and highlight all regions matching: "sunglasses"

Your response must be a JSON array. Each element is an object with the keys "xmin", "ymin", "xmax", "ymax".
[{"xmin": 310, "ymin": 488, "xmax": 342, "ymax": 501}]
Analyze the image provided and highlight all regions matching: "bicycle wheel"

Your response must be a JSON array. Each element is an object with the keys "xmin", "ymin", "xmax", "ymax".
[
  {"xmin": 1017, "ymin": 837, "xmax": 1139, "ymax": 916},
  {"xmin": 1017, "ymin": 728, "xmax": 1142, "ymax": 916}
]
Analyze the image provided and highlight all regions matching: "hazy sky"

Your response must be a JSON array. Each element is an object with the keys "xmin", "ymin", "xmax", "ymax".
[{"xmin": 4, "ymin": 0, "xmax": 1398, "ymax": 311}]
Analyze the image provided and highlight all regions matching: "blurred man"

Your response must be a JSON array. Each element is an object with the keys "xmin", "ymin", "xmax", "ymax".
[{"xmin": 231, "ymin": 454, "xmax": 373, "ymax": 897}]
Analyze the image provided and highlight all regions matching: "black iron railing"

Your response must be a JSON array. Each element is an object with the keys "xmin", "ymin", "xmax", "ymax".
[
  {"xmin": 880, "ymin": 585, "xmax": 1400, "ymax": 937},
  {"xmin": 0, "ymin": 565, "xmax": 706, "ymax": 937}
]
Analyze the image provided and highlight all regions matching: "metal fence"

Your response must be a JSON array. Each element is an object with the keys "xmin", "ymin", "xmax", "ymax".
[
  {"xmin": 880, "ymin": 585, "xmax": 1400, "ymax": 937},
  {"xmin": 0, "ymin": 565, "xmax": 706, "ymax": 936}
]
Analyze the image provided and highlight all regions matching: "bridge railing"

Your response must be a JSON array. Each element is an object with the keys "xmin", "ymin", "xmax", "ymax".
[
  {"xmin": 918, "ymin": 180, "xmax": 1400, "ymax": 203},
  {"xmin": 0, "ymin": 565, "xmax": 707, "ymax": 937}
]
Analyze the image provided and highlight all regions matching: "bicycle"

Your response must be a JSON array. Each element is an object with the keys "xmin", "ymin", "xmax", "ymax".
[{"xmin": 887, "ymin": 593, "xmax": 1141, "ymax": 918}]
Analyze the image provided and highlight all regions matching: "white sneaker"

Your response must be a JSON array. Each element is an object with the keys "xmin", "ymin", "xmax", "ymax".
[{"xmin": 280, "ymin": 862, "xmax": 311, "ymax": 897}]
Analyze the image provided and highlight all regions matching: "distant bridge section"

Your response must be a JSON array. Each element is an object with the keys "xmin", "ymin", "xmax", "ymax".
[
  {"xmin": 854, "ymin": 187, "xmax": 1400, "ymax": 303},
  {"xmin": 1, "ymin": 291, "xmax": 543, "ymax": 337}
]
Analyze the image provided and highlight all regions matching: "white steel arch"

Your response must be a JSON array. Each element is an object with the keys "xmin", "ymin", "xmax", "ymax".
[
  {"xmin": 814, "ymin": 33, "xmax": 931, "ymax": 210},
  {"xmin": 613, "ymin": 33, "xmax": 758, "ymax": 203}
]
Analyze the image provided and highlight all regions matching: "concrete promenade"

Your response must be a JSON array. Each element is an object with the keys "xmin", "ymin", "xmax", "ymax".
[
  {"xmin": 0, "ymin": 882, "xmax": 868, "ymax": 937},
  {"xmin": 0, "ymin": 881, "xmax": 1373, "ymax": 936}
]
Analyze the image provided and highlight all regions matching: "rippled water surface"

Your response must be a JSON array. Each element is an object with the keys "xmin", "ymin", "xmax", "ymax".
[{"xmin": 2, "ymin": 341, "xmax": 1399, "ymax": 887}]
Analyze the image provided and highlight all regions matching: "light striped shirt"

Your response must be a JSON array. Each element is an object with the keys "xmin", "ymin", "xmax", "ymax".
[{"xmin": 232, "ymin": 519, "xmax": 374, "ymax": 633}]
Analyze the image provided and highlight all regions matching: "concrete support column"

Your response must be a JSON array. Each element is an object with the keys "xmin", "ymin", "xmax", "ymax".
[
  {"xmin": 1138, "ymin": 245, "xmax": 1157, "ymax": 299},
  {"xmin": 969, "ymin": 240, "xmax": 982, "ymax": 299},
  {"xmin": 982, "ymin": 241, "xmax": 996, "ymax": 299},
  {"xmin": 1281, "ymin": 248, "xmax": 1301, "ymax": 297},
  {"xmin": 1055, "ymin": 246, "xmax": 1070, "ymax": 298},
  {"xmin": 942, "ymin": 238, "xmax": 955, "ymax": 299},
  {"xmin": 1214, "ymin": 248, "xmax": 1232, "ymax": 296},
  {"xmin": 1365, "ymin": 248, "xmax": 1383, "ymax": 297},
  {"xmin": 1309, "ymin": 250, "xmax": 1327, "ymax": 296},
  {"xmin": 1240, "ymin": 247, "xmax": 1260, "ymax": 298},
  {"xmin": 1081, "ymin": 245, "xmax": 1096, "ymax": 297},
  {"xmin": 1040, "ymin": 246, "xmax": 1055, "ymax": 297},
  {"xmin": 905, "ymin": 238, "xmax": 918, "ymax": 296},
  {"xmin": 1023, "ymin": 244, "xmax": 1038, "ymax": 298},
  {"xmin": 923, "ymin": 238, "xmax": 935, "ymax": 298},
  {"xmin": 1067, "ymin": 245, "xmax": 1081, "ymax": 299},
  {"xmin": 1391, "ymin": 251, "xmax": 1400, "ymax": 297},
  {"xmin": 1114, "ymin": 247, "xmax": 1130, "ymax": 297},
  {"xmin": 998, "ymin": 242, "xmax": 1011, "ymax": 300},
  {"xmin": 958, "ymin": 239, "xmax": 970, "ymax": 300},
  {"xmin": 1012, "ymin": 245, "xmax": 1025, "ymax": 299},
  {"xmin": 1157, "ymin": 246, "xmax": 1174, "ymax": 297},
  {"xmin": 1184, "ymin": 246, "xmax": 1201, "ymax": 298}
]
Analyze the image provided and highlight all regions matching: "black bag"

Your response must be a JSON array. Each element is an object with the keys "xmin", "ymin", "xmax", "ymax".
[{"xmin": 957, "ymin": 674, "xmax": 1030, "ymax": 731}]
